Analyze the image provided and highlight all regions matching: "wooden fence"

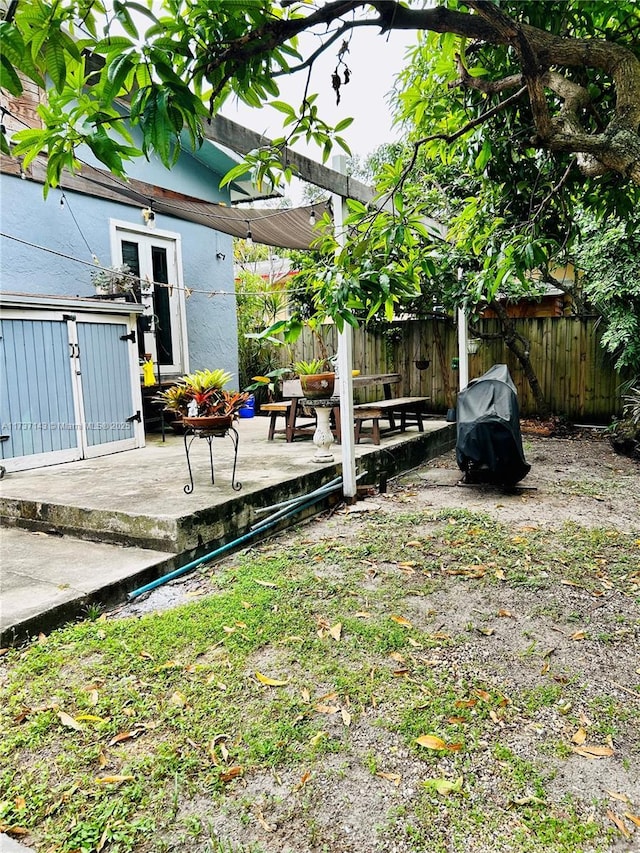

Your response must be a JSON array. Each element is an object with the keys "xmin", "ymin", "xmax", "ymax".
[{"xmin": 283, "ymin": 316, "xmax": 624, "ymax": 421}]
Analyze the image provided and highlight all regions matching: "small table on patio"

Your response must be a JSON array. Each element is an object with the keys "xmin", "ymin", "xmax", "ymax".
[{"xmin": 182, "ymin": 423, "xmax": 242, "ymax": 493}]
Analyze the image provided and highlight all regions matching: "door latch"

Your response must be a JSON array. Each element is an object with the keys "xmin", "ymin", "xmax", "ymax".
[
  {"xmin": 120, "ymin": 330, "xmax": 137, "ymax": 343},
  {"xmin": 126, "ymin": 411, "xmax": 142, "ymax": 423}
]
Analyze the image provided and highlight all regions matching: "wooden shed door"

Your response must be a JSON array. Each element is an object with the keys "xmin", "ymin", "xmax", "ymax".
[
  {"xmin": 76, "ymin": 319, "xmax": 139, "ymax": 457},
  {"xmin": 0, "ymin": 316, "xmax": 81, "ymax": 470},
  {"xmin": 0, "ymin": 311, "xmax": 142, "ymax": 472}
]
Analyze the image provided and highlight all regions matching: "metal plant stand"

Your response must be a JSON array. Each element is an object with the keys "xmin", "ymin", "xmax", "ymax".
[{"xmin": 183, "ymin": 425, "xmax": 241, "ymax": 493}]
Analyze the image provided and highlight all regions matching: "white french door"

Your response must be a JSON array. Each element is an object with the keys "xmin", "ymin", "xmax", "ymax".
[{"xmin": 110, "ymin": 220, "xmax": 188, "ymax": 377}]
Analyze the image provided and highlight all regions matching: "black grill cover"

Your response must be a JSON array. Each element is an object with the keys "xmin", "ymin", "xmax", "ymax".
[{"xmin": 456, "ymin": 364, "xmax": 531, "ymax": 485}]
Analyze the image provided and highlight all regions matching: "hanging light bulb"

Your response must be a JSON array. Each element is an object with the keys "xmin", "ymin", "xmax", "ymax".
[
  {"xmin": 309, "ymin": 206, "xmax": 316, "ymax": 227},
  {"xmin": 245, "ymin": 221, "xmax": 253, "ymax": 245},
  {"xmin": 142, "ymin": 206, "xmax": 156, "ymax": 228}
]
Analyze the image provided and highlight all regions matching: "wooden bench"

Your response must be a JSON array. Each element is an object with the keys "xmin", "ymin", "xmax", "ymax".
[
  {"xmin": 261, "ymin": 398, "xmax": 315, "ymax": 442},
  {"xmin": 353, "ymin": 397, "xmax": 430, "ymax": 445}
]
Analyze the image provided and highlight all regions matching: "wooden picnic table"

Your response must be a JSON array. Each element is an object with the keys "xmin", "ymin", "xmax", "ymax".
[{"xmin": 269, "ymin": 373, "xmax": 405, "ymax": 443}]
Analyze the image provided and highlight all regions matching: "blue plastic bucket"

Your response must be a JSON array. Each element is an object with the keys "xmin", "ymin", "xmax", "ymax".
[{"xmin": 239, "ymin": 394, "xmax": 255, "ymax": 418}]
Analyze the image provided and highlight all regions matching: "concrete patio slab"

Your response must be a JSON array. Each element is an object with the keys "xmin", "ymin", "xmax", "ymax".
[
  {"xmin": 1, "ymin": 526, "xmax": 175, "ymax": 644},
  {"xmin": 1, "ymin": 416, "xmax": 455, "ymax": 645}
]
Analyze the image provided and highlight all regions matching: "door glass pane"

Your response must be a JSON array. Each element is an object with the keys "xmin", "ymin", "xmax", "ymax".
[
  {"xmin": 152, "ymin": 246, "xmax": 173, "ymax": 365},
  {"xmin": 121, "ymin": 241, "xmax": 140, "ymax": 276},
  {"xmin": 121, "ymin": 240, "xmax": 147, "ymax": 359}
]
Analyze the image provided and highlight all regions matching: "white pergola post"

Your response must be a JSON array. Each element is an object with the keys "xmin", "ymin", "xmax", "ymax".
[
  {"xmin": 333, "ymin": 155, "xmax": 357, "ymax": 500},
  {"xmin": 456, "ymin": 268, "xmax": 469, "ymax": 391},
  {"xmin": 457, "ymin": 307, "xmax": 469, "ymax": 391}
]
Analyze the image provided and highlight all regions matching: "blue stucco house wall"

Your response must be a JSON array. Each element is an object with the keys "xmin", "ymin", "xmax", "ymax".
[{"xmin": 0, "ymin": 143, "xmax": 242, "ymax": 385}]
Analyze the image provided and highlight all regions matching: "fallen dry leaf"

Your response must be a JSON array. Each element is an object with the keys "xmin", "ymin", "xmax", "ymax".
[
  {"xmin": 14, "ymin": 796, "xmax": 26, "ymax": 810},
  {"xmin": 107, "ymin": 726, "xmax": 145, "ymax": 747},
  {"xmin": 255, "ymin": 807, "xmax": 276, "ymax": 832},
  {"xmin": 341, "ymin": 708, "xmax": 352, "ymax": 727},
  {"xmin": 497, "ymin": 609, "xmax": 515, "ymax": 618},
  {"xmin": 476, "ymin": 627, "xmax": 495, "ymax": 636},
  {"xmin": 315, "ymin": 704, "xmax": 340, "ymax": 715},
  {"xmin": 219, "ymin": 766, "xmax": 243, "ymax": 783},
  {"xmin": 58, "ymin": 711, "xmax": 82, "ymax": 731},
  {"xmin": 606, "ymin": 790, "xmax": 631, "ymax": 804},
  {"xmin": 95, "ymin": 775, "xmax": 134, "ymax": 784},
  {"xmin": 295, "ymin": 771, "xmax": 311, "ymax": 791},
  {"xmin": 624, "ymin": 812, "xmax": 640, "ymax": 828},
  {"xmin": 255, "ymin": 671, "xmax": 289, "ymax": 687},
  {"xmin": 377, "ymin": 771, "xmax": 401, "ymax": 786},
  {"xmin": 415, "ymin": 734, "xmax": 447, "ymax": 750},
  {"xmin": 76, "ymin": 714, "xmax": 105, "ymax": 723},
  {"xmin": 169, "ymin": 691, "xmax": 188, "ymax": 707},
  {"xmin": 571, "ymin": 727, "xmax": 588, "ymax": 745},
  {"xmin": 390, "ymin": 615, "xmax": 413, "ymax": 628},
  {"xmin": 254, "ymin": 579, "xmax": 278, "ymax": 588},
  {"xmin": 0, "ymin": 825, "xmax": 29, "ymax": 837},
  {"xmin": 570, "ymin": 631, "xmax": 588, "ymax": 641},
  {"xmin": 572, "ymin": 745, "xmax": 614, "ymax": 758},
  {"xmin": 329, "ymin": 623, "xmax": 342, "ymax": 641},
  {"xmin": 607, "ymin": 810, "xmax": 631, "ymax": 839}
]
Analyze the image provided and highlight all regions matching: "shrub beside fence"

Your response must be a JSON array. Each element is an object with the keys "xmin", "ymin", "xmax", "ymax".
[{"xmin": 282, "ymin": 316, "xmax": 624, "ymax": 422}]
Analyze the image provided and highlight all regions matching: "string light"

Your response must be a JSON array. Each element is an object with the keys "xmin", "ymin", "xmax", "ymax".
[
  {"xmin": 1, "ymin": 231, "xmax": 311, "ymax": 299},
  {"xmin": 245, "ymin": 221, "xmax": 253, "ymax": 244},
  {"xmin": 309, "ymin": 207, "xmax": 316, "ymax": 226}
]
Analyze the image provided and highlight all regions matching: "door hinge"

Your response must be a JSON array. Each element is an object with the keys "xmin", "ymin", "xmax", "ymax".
[
  {"xmin": 126, "ymin": 411, "xmax": 142, "ymax": 423},
  {"xmin": 120, "ymin": 330, "xmax": 136, "ymax": 343}
]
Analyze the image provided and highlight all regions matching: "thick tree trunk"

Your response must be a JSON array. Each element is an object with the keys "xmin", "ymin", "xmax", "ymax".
[{"xmin": 487, "ymin": 301, "xmax": 550, "ymax": 417}]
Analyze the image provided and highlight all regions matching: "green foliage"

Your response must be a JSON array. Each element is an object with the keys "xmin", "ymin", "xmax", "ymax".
[
  {"xmin": 292, "ymin": 358, "xmax": 326, "ymax": 375},
  {"xmin": 2, "ymin": 0, "xmax": 639, "ymax": 389},
  {"xmin": 235, "ymin": 266, "xmax": 291, "ymax": 394},
  {"xmin": 574, "ymin": 215, "xmax": 640, "ymax": 377}
]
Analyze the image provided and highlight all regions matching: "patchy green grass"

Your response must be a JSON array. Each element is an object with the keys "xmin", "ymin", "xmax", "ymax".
[{"xmin": 1, "ymin": 509, "xmax": 638, "ymax": 852}]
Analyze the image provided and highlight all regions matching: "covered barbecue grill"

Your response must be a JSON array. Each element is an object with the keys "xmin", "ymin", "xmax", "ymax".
[{"xmin": 456, "ymin": 364, "xmax": 531, "ymax": 486}]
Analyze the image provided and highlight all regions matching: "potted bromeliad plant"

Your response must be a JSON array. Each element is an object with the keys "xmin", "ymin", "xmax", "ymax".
[
  {"xmin": 292, "ymin": 357, "xmax": 335, "ymax": 399},
  {"xmin": 155, "ymin": 369, "xmax": 250, "ymax": 431}
]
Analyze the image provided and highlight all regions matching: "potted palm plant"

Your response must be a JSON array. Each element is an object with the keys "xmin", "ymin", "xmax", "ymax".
[{"xmin": 155, "ymin": 369, "xmax": 250, "ymax": 431}]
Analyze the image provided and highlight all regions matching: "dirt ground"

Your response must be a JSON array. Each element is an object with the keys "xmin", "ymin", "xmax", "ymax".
[
  {"xmin": 115, "ymin": 431, "xmax": 639, "ymax": 853},
  {"xmin": 402, "ymin": 429, "xmax": 640, "ymax": 534}
]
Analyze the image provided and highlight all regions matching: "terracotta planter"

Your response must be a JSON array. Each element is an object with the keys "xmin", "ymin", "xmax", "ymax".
[
  {"xmin": 299, "ymin": 372, "xmax": 335, "ymax": 399},
  {"xmin": 183, "ymin": 415, "xmax": 233, "ymax": 431}
]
